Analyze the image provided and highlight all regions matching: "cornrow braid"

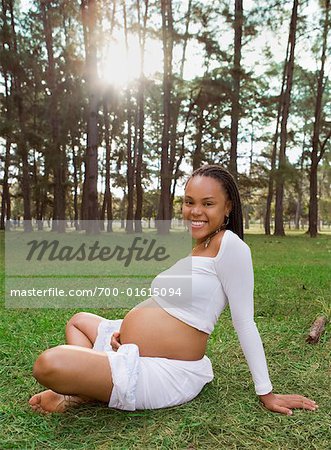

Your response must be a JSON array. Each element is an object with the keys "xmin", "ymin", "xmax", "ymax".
[{"xmin": 186, "ymin": 164, "xmax": 244, "ymax": 241}]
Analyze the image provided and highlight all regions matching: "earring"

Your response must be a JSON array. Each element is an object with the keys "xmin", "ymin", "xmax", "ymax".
[{"xmin": 223, "ymin": 215, "xmax": 229, "ymax": 227}]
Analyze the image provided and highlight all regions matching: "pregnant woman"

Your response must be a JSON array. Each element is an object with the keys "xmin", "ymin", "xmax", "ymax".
[{"xmin": 29, "ymin": 165, "xmax": 318, "ymax": 415}]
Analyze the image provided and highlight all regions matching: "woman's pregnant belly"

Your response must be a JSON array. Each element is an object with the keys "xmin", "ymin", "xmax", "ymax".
[{"xmin": 119, "ymin": 298, "xmax": 208, "ymax": 361}]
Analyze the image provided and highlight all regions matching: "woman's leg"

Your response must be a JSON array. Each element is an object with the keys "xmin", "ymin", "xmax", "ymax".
[
  {"xmin": 29, "ymin": 345, "xmax": 113, "ymax": 413},
  {"xmin": 65, "ymin": 312, "xmax": 104, "ymax": 347},
  {"xmin": 30, "ymin": 312, "xmax": 110, "ymax": 413}
]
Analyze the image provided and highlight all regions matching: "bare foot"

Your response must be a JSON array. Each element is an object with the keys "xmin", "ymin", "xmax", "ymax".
[{"xmin": 29, "ymin": 389, "xmax": 89, "ymax": 414}]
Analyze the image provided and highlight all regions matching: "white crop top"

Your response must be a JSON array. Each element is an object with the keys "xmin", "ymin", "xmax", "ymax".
[{"xmin": 151, "ymin": 230, "xmax": 273, "ymax": 396}]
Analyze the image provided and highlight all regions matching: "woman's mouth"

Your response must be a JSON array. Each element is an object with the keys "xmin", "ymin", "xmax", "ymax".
[{"xmin": 191, "ymin": 220, "xmax": 207, "ymax": 229}]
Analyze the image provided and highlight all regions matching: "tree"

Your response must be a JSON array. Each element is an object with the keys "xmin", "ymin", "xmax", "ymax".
[
  {"xmin": 8, "ymin": 0, "xmax": 32, "ymax": 231},
  {"xmin": 0, "ymin": 0, "xmax": 12, "ymax": 229},
  {"xmin": 308, "ymin": 0, "xmax": 330, "ymax": 237},
  {"xmin": 156, "ymin": 0, "xmax": 173, "ymax": 233},
  {"xmin": 264, "ymin": 50, "xmax": 289, "ymax": 235},
  {"xmin": 40, "ymin": 0, "xmax": 66, "ymax": 232},
  {"xmin": 229, "ymin": 0, "xmax": 243, "ymax": 180},
  {"xmin": 169, "ymin": 0, "xmax": 192, "ymax": 215},
  {"xmin": 122, "ymin": 0, "xmax": 135, "ymax": 233},
  {"xmin": 100, "ymin": 98, "xmax": 113, "ymax": 231},
  {"xmin": 274, "ymin": 0, "xmax": 299, "ymax": 236},
  {"xmin": 134, "ymin": 0, "xmax": 149, "ymax": 233},
  {"xmin": 81, "ymin": 0, "xmax": 99, "ymax": 232}
]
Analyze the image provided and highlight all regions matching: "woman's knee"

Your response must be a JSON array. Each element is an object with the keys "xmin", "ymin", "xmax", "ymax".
[
  {"xmin": 65, "ymin": 311, "xmax": 101, "ymax": 332},
  {"xmin": 65, "ymin": 312, "xmax": 102, "ymax": 346},
  {"xmin": 66, "ymin": 312, "xmax": 89, "ymax": 331},
  {"xmin": 33, "ymin": 346, "xmax": 66, "ymax": 384}
]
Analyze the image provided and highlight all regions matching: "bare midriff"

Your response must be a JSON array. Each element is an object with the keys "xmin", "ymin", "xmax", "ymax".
[{"xmin": 119, "ymin": 298, "xmax": 208, "ymax": 361}]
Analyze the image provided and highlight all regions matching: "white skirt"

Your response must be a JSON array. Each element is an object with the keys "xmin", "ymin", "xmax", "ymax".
[{"xmin": 93, "ymin": 318, "xmax": 214, "ymax": 411}]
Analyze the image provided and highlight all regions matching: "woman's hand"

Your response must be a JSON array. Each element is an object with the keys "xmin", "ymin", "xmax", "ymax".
[
  {"xmin": 259, "ymin": 392, "xmax": 319, "ymax": 416},
  {"xmin": 110, "ymin": 331, "xmax": 121, "ymax": 351}
]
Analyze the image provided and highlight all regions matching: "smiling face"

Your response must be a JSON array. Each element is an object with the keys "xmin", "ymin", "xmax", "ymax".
[{"xmin": 182, "ymin": 176, "xmax": 232, "ymax": 243}]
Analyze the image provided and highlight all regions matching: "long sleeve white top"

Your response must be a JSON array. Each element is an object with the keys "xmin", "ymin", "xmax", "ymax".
[{"xmin": 152, "ymin": 230, "xmax": 273, "ymax": 395}]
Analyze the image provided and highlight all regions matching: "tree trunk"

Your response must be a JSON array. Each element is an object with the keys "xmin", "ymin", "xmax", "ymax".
[
  {"xmin": 0, "ymin": 23, "xmax": 12, "ymax": 230},
  {"xmin": 274, "ymin": 0, "xmax": 298, "ymax": 236},
  {"xmin": 134, "ymin": 0, "xmax": 149, "ymax": 233},
  {"xmin": 81, "ymin": 0, "xmax": 99, "ymax": 233},
  {"xmin": 169, "ymin": 0, "xmax": 192, "ymax": 205},
  {"xmin": 193, "ymin": 108, "xmax": 204, "ymax": 170},
  {"xmin": 123, "ymin": 0, "xmax": 134, "ymax": 233},
  {"xmin": 170, "ymin": 97, "xmax": 194, "ymax": 209},
  {"xmin": 8, "ymin": 0, "xmax": 32, "ymax": 231},
  {"xmin": 244, "ymin": 204, "xmax": 249, "ymax": 229},
  {"xmin": 40, "ymin": 0, "xmax": 66, "ymax": 232},
  {"xmin": 157, "ymin": 0, "xmax": 173, "ymax": 234},
  {"xmin": 32, "ymin": 151, "xmax": 43, "ymax": 230},
  {"xmin": 1, "ymin": 139, "xmax": 11, "ymax": 230},
  {"xmin": 102, "ymin": 99, "xmax": 113, "ymax": 232},
  {"xmin": 32, "ymin": 71, "xmax": 44, "ymax": 230},
  {"xmin": 229, "ymin": 0, "xmax": 243, "ymax": 180},
  {"xmin": 308, "ymin": 0, "xmax": 330, "ymax": 237},
  {"xmin": 38, "ymin": 160, "xmax": 49, "ymax": 228},
  {"xmin": 249, "ymin": 121, "xmax": 254, "ymax": 175},
  {"xmin": 72, "ymin": 144, "xmax": 80, "ymax": 230},
  {"xmin": 120, "ymin": 192, "xmax": 126, "ymax": 228},
  {"xmin": 264, "ymin": 39, "xmax": 289, "ymax": 235},
  {"xmin": 295, "ymin": 136, "xmax": 305, "ymax": 229},
  {"xmin": 126, "ymin": 97, "xmax": 134, "ymax": 232}
]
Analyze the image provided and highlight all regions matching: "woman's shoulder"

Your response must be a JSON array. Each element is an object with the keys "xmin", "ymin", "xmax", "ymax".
[
  {"xmin": 214, "ymin": 229, "xmax": 251, "ymax": 260},
  {"xmin": 213, "ymin": 230, "xmax": 253, "ymax": 280},
  {"xmin": 226, "ymin": 229, "xmax": 250, "ymax": 247}
]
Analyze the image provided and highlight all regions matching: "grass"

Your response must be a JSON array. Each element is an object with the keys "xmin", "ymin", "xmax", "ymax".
[{"xmin": 0, "ymin": 230, "xmax": 330, "ymax": 449}]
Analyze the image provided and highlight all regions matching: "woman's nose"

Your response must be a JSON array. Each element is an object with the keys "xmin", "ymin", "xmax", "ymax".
[{"xmin": 191, "ymin": 206, "xmax": 202, "ymax": 216}]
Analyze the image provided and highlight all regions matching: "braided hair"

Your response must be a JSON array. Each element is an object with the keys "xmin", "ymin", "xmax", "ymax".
[{"xmin": 186, "ymin": 164, "xmax": 244, "ymax": 241}]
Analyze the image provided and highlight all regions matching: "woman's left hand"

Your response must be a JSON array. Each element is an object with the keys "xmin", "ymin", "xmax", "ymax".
[
  {"xmin": 110, "ymin": 331, "xmax": 122, "ymax": 351},
  {"xmin": 259, "ymin": 392, "xmax": 319, "ymax": 416}
]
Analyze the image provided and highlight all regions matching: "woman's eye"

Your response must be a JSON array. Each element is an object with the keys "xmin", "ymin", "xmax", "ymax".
[
  {"xmin": 184, "ymin": 200, "xmax": 192, "ymax": 205},
  {"xmin": 204, "ymin": 203, "xmax": 213, "ymax": 206}
]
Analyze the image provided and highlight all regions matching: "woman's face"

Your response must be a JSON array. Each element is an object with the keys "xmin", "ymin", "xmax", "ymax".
[{"xmin": 182, "ymin": 176, "xmax": 232, "ymax": 243}]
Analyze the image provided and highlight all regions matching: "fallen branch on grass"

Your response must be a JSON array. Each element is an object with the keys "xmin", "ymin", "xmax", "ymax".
[{"xmin": 306, "ymin": 316, "xmax": 328, "ymax": 344}]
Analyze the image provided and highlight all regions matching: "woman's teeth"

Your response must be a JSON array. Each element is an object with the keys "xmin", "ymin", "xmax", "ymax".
[{"xmin": 191, "ymin": 221, "xmax": 207, "ymax": 228}]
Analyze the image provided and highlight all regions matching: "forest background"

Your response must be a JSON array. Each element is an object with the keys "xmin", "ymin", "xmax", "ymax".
[{"xmin": 0, "ymin": 0, "xmax": 330, "ymax": 237}]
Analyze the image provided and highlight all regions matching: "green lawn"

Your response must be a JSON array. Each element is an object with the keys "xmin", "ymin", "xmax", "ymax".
[{"xmin": 0, "ymin": 231, "xmax": 330, "ymax": 450}]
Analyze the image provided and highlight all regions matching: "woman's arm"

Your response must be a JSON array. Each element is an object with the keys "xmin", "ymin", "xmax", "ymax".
[
  {"xmin": 215, "ymin": 235, "xmax": 273, "ymax": 395},
  {"xmin": 215, "ymin": 234, "xmax": 318, "ymax": 415}
]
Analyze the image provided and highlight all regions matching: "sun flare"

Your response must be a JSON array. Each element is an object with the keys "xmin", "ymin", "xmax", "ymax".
[{"xmin": 99, "ymin": 37, "xmax": 162, "ymax": 87}]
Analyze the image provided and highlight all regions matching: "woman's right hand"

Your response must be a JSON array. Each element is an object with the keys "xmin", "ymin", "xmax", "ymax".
[{"xmin": 110, "ymin": 331, "xmax": 121, "ymax": 351}]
